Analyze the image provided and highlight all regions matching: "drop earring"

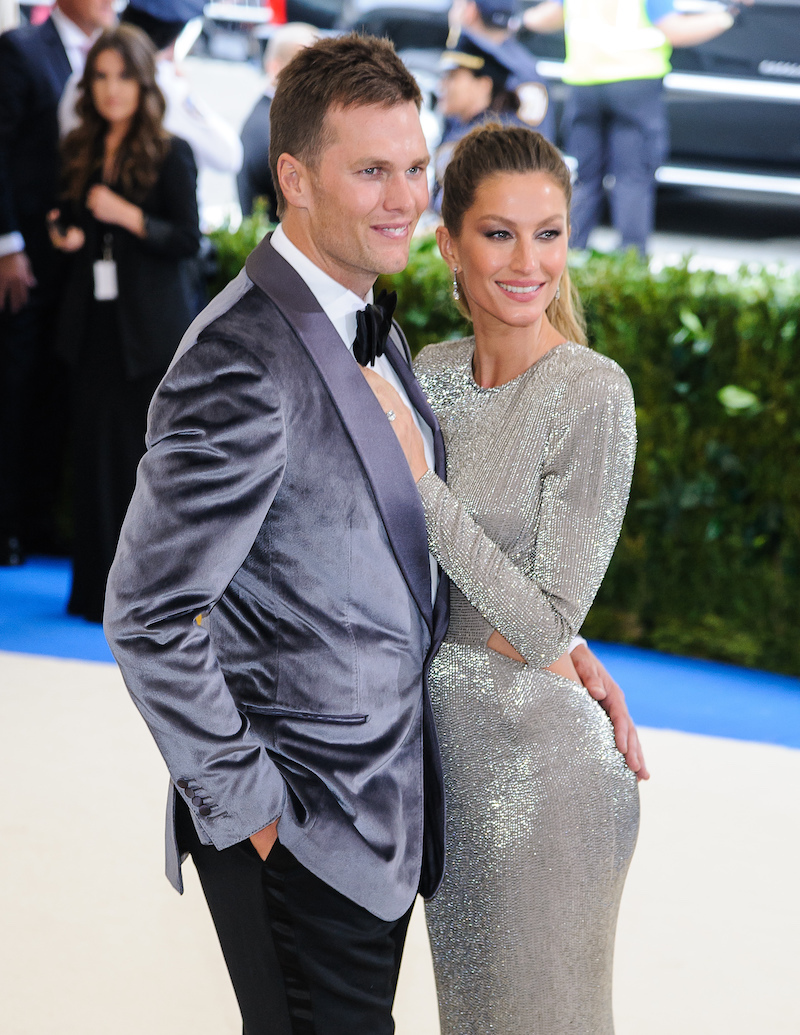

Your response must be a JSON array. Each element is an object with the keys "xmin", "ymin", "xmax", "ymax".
[
  {"xmin": 452, "ymin": 267, "xmax": 460, "ymax": 301},
  {"xmin": 555, "ymin": 283, "xmax": 561, "ymax": 301}
]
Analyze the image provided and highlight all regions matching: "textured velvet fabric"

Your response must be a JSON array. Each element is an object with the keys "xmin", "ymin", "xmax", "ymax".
[{"xmin": 105, "ymin": 237, "xmax": 448, "ymax": 921}]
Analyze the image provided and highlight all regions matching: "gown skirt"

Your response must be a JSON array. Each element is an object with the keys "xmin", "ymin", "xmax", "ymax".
[{"xmin": 424, "ymin": 640, "xmax": 640, "ymax": 1035}]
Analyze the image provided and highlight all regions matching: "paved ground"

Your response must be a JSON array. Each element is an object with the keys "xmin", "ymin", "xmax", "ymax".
[{"xmin": 2, "ymin": 649, "xmax": 799, "ymax": 1034}]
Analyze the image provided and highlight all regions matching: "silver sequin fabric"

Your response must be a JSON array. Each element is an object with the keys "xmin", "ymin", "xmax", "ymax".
[{"xmin": 415, "ymin": 337, "xmax": 640, "ymax": 1035}]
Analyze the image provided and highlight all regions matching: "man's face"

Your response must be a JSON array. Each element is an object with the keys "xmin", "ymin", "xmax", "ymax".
[
  {"xmin": 58, "ymin": 0, "xmax": 116, "ymax": 35},
  {"xmin": 298, "ymin": 101, "xmax": 429, "ymax": 298}
]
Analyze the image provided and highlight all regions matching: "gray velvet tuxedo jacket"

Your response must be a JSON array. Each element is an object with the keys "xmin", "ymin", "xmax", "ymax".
[{"xmin": 105, "ymin": 235, "xmax": 448, "ymax": 921}]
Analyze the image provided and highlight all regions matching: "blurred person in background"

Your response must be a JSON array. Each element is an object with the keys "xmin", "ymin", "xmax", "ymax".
[
  {"xmin": 61, "ymin": 0, "xmax": 243, "ymax": 178},
  {"xmin": 48, "ymin": 24, "xmax": 200, "ymax": 622},
  {"xmin": 524, "ymin": 0, "xmax": 751, "ymax": 253},
  {"xmin": 432, "ymin": 27, "xmax": 550, "ymax": 211},
  {"xmin": 60, "ymin": 0, "xmax": 242, "ymax": 311},
  {"xmin": 237, "ymin": 21, "xmax": 319, "ymax": 221},
  {"xmin": 448, "ymin": 0, "xmax": 554, "ymax": 140},
  {"xmin": 0, "ymin": 0, "xmax": 115, "ymax": 566}
]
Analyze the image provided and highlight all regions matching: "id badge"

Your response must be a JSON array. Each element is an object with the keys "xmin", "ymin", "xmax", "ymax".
[
  {"xmin": 93, "ymin": 258, "xmax": 118, "ymax": 300},
  {"xmin": 94, "ymin": 231, "xmax": 118, "ymax": 300}
]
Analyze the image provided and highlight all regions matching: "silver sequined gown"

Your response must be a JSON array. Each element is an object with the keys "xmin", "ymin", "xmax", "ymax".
[{"xmin": 414, "ymin": 338, "xmax": 640, "ymax": 1035}]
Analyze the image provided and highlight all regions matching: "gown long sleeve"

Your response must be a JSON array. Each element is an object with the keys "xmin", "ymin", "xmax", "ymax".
[{"xmin": 414, "ymin": 339, "xmax": 636, "ymax": 667}]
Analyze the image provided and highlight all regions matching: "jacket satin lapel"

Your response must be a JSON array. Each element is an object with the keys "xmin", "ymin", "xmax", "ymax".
[{"xmin": 245, "ymin": 237, "xmax": 433, "ymax": 632}]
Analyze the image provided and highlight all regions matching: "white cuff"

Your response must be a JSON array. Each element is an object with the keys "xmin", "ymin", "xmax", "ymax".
[
  {"xmin": 0, "ymin": 232, "xmax": 26, "ymax": 258},
  {"xmin": 568, "ymin": 634, "xmax": 587, "ymax": 654}
]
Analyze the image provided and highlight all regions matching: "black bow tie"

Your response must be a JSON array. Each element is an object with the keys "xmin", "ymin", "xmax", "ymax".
[{"xmin": 352, "ymin": 289, "xmax": 397, "ymax": 367}]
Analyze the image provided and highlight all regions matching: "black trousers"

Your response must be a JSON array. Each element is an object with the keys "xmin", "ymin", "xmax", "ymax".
[
  {"xmin": 0, "ymin": 283, "xmax": 68, "ymax": 549},
  {"xmin": 176, "ymin": 797, "xmax": 413, "ymax": 1035}
]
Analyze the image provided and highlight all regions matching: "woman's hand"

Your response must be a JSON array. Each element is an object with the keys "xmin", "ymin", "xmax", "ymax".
[
  {"xmin": 46, "ymin": 209, "xmax": 85, "ymax": 253},
  {"xmin": 86, "ymin": 185, "xmax": 146, "ymax": 237},
  {"xmin": 360, "ymin": 366, "xmax": 429, "ymax": 481}
]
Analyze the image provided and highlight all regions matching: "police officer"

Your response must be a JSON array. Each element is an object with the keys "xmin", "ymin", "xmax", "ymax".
[
  {"xmin": 449, "ymin": 0, "xmax": 555, "ymax": 139},
  {"xmin": 433, "ymin": 25, "xmax": 550, "ymax": 210}
]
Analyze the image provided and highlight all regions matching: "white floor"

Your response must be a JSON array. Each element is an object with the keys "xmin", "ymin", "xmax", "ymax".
[{"xmin": 2, "ymin": 650, "xmax": 799, "ymax": 1034}]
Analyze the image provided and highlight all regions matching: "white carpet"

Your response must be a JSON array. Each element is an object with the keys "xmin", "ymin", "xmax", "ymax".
[{"xmin": 1, "ymin": 650, "xmax": 798, "ymax": 1034}]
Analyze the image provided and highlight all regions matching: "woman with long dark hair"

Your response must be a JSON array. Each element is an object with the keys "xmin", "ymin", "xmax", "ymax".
[
  {"xmin": 362, "ymin": 123, "xmax": 645, "ymax": 1033},
  {"xmin": 49, "ymin": 24, "xmax": 200, "ymax": 622}
]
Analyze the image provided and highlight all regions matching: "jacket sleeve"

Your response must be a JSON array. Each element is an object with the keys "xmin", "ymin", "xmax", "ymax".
[
  {"xmin": 104, "ymin": 330, "xmax": 288, "ymax": 849},
  {"xmin": 416, "ymin": 366, "xmax": 636, "ymax": 667},
  {"xmin": 0, "ymin": 35, "xmax": 28, "ymax": 238},
  {"xmin": 140, "ymin": 136, "xmax": 201, "ymax": 260}
]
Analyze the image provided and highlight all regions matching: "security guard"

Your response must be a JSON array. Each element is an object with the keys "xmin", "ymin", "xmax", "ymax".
[{"xmin": 524, "ymin": 0, "xmax": 749, "ymax": 252}]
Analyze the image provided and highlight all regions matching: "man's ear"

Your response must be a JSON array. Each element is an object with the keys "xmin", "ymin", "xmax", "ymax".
[{"xmin": 276, "ymin": 152, "xmax": 311, "ymax": 211}]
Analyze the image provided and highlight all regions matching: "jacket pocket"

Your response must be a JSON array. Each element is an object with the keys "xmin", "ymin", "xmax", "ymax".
[{"xmin": 239, "ymin": 703, "xmax": 368, "ymax": 725}]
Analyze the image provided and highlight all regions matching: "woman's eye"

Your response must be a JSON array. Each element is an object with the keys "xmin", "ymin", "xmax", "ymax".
[
  {"xmin": 486, "ymin": 229, "xmax": 511, "ymax": 240},
  {"xmin": 539, "ymin": 229, "xmax": 561, "ymax": 240}
]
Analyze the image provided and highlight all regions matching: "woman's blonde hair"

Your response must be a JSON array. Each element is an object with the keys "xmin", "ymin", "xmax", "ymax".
[{"xmin": 441, "ymin": 123, "xmax": 586, "ymax": 346}]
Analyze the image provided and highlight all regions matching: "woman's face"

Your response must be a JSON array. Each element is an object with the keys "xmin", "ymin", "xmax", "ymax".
[
  {"xmin": 439, "ymin": 170, "xmax": 569, "ymax": 334},
  {"xmin": 91, "ymin": 48, "xmax": 140, "ymax": 128},
  {"xmin": 439, "ymin": 68, "xmax": 492, "ymax": 120}
]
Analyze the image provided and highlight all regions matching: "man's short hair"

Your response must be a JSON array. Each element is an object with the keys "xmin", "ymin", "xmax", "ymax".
[{"xmin": 269, "ymin": 33, "xmax": 423, "ymax": 218}]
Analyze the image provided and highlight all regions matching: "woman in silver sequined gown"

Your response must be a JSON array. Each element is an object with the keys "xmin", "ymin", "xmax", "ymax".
[{"xmin": 363, "ymin": 125, "xmax": 641, "ymax": 1034}]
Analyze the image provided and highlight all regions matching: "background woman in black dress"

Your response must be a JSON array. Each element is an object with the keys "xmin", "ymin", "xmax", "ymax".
[{"xmin": 49, "ymin": 25, "xmax": 200, "ymax": 622}]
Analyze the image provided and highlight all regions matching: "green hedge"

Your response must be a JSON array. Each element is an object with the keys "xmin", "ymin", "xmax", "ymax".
[{"xmin": 209, "ymin": 217, "xmax": 800, "ymax": 676}]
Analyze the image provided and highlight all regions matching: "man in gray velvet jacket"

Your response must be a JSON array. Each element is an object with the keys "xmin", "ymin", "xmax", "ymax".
[{"xmin": 105, "ymin": 34, "xmax": 447, "ymax": 1035}]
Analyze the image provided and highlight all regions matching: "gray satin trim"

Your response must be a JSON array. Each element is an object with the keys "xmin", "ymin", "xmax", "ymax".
[{"xmin": 167, "ymin": 266, "xmax": 253, "ymax": 373}]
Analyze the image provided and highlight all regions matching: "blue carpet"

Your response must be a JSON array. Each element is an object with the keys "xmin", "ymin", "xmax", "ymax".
[
  {"xmin": 593, "ymin": 643, "xmax": 800, "ymax": 750},
  {"xmin": 0, "ymin": 557, "xmax": 114, "ymax": 664},
  {"xmin": 2, "ymin": 558, "xmax": 799, "ymax": 748}
]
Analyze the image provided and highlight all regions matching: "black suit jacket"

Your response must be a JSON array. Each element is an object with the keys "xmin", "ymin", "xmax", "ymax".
[
  {"xmin": 56, "ymin": 136, "xmax": 201, "ymax": 380},
  {"xmin": 0, "ymin": 17, "xmax": 72, "ymax": 281},
  {"xmin": 237, "ymin": 93, "xmax": 277, "ymax": 221}
]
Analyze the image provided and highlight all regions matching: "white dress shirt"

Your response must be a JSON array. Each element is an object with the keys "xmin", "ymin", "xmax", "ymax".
[
  {"xmin": 270, "ymin": 223, "xmax": 438, "ymax": 605},
  {"xmin": 49, "ymin": 6, "xmax": 99, "ymax": 73}
]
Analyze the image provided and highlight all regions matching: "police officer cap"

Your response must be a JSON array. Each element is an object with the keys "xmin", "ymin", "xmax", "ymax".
[{"xmin": 441, "ymin": 29, "xmax": 520, "ymax": 91}]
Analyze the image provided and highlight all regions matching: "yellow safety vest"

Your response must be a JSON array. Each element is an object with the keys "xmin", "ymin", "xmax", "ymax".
[{"xmin": 562, "ymin": 0, "xmax": 672, "ymax": 85}]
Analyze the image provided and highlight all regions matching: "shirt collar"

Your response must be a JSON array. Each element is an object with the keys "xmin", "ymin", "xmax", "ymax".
[
  {"xmin": 269, "ymin": 224, "xmax": 372, "ymax": 349},
  {"xmin": 50, "ymin": 7, "xmax": 100, "ymax": 73}
]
